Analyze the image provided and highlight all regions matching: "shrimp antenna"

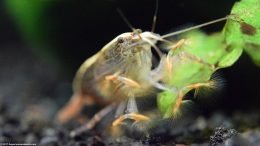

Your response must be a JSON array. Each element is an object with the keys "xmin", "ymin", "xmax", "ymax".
[
  {"xmin": 161, "ymin": 16, "xmax": 229, "ymax": 39},
  {"xmin": 117, "ymin": 8, "xmax": 136, "ymax": 32},
  {"xmin": 151, "ymin": 0, "xmax": 159, "ymax": 32}
]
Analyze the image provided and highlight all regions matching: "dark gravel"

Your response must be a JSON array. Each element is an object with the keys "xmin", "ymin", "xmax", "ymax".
[{"xmin": 1, "ymin": 97, "xmax": 260, "ymax": 146}]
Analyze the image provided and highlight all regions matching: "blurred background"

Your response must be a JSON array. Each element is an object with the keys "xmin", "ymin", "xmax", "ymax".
[{"xmin": 0, "ymin": 0, "xmax": 259, "ymax": 122}]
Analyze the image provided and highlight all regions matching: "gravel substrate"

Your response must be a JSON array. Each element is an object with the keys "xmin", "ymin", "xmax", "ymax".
[{"xmin": 1, "ymin": 98, "xmax": 260, "ymax": 146}]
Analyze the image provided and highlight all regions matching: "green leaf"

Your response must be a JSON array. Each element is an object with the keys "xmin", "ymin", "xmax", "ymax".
[
  {"xmin": 180, "ymin": 31, "xmax": 243, "ymax": 68},
  {"xmin": 4, "ymin": 0, "xmax": 61, "ymax": 62},
  {"xmin": 244, "ymin": 44, "xmax": 260, "ymax": 66},
  {"xmin": 180, "ymin": 31, "xmax": 226, "ymax": 65},
  {"xmin": 157, "ymin": 30, "xmax": 243, "ymax": 117},
  {"xmin": 5, "ymin": 0, "xmax": 54, "ymax": 45},
  {"xmin": 157, "ymin": 91, "xmax": 178, "ymax": 118},
  {"xmin": 217, "ymin": 43, "xmax": 243, "ymax": 67},
  {"xmin": 223, "ymin": 0, "xmax": 260, "ymax": 65}
]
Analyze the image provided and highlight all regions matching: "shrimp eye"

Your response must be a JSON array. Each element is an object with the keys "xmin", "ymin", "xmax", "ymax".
[{"xmin": 117, "ymin": 37, "xmax": 124, "ymax": 44}]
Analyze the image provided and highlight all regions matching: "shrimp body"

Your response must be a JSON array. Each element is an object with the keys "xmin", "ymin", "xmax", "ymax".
[
  {"xmin": 75, "ymin": 31, "xmax": 160, "ymax": 101},
  {"xmin": 58, "ymin": 31, "xmax": 160, "ymax": 123}
]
